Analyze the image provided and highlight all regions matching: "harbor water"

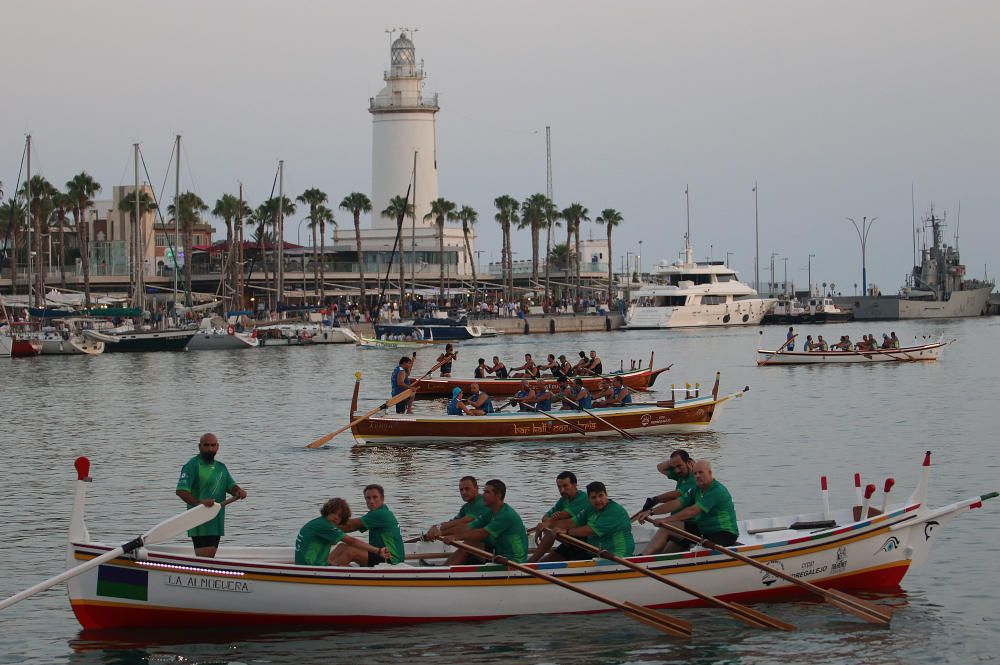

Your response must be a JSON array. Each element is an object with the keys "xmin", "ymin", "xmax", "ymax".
[{"xmin": 1, "ymin": 318, "xmax": 998, "ymax": 664}]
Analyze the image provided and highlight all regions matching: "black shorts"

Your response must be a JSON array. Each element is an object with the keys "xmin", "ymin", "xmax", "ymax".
[
  {"xmin": 191, "ymin": 535, "xmax": 221, "ymax": 549},
  {"xmin": 367, "ymin": 552, "xmax": 389, "ymax": 567},
  {"xmin": 466, "ymin": 541, "xmax": 496, "ymax": 565},
  {"xmin": 394, "ymin": 399, "xmax": 410, "ymax": 414},
  {"xmin": 555, "ymin": 542, "xmax": 593, "ymax": 561},
  {"xmin": 669, "ymin": 522, "xmax": 738, "ymax": 550}
]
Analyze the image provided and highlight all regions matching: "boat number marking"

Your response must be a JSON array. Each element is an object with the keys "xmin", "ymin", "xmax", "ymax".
[{"xmin": 165, "ymin": 574, "xmax": 252, "ymax": 593}]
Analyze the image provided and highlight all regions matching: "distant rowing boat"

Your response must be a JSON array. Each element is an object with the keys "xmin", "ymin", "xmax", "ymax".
[
  {"xmin": 412, "ymin": 364, "xmax": 668, "ymax": 398},
  {"xmin": 358, "ymin": 336, "xmax": 448, "ymax": 349},
  {"xmin": 757, "ymin": 339, "xmax": 953, "ymax": 365}
]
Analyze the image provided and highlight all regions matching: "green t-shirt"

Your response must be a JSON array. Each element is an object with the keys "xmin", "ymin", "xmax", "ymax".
[
  {"xmin": 675, "ymin": 473, "xmax": 697, "ymax": 505},
  {"xmin": 545, "ymin": 490, "xmax": 590, "ymax": 519},
  {"xmin": 295, "ymin": 516, "xmax": 346, "ymax": 565},
  {"xmin": 359, "ymin": 504, "xmax": 405, "ymax": 564},
  {"xmin": 680, "ymin": 480, "xmax": 738, "ymax": 536},
  {"xmin": 573, "ymin": 499, "xmax": 635, "ymax": 557},
  {"xmin": 470, "ymin": 503, "xmax": 529, "ymax": 563},
  {"xmin": 455, "ymin": 494, "xmax": 491, "ymax": 522},
  {"xmin": 176, "ymin": 456, "xmax": 236, "ymax": 537}
]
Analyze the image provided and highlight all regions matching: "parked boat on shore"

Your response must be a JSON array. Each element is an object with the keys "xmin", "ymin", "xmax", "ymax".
[
  {"xmin": 84, "ymin": 328, "xmax": 195, "ymax": 353},
  {"xmin": 56, "ymin": 454, "xmax": 995, "ymax": 630}
]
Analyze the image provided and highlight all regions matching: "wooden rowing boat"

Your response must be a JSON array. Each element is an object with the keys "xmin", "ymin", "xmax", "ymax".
[
  {"xmin": 349, "ymin": 378, "xmax": 743, "ymax": 444},
  {"xmin": 412, "ymin": 364, "xmax": 669, "ymax": 398},
  {"xmin": 358, "ymin": 336, "xmax": 449, "ymax": 349},
  {"xmin": 61, "ymin": 454, "xmax": 995, "ymax": 630},
  {"xmin": 757, "ymin": 339, "xmax": 953, "ymax": 365}
]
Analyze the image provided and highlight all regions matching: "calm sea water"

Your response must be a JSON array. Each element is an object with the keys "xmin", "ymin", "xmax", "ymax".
[{"xmin": 1, "ymin": 318, "xmax": 998, "ymax": 665}]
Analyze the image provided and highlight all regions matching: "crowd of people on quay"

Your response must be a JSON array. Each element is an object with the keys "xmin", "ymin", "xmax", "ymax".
[
  {"xmin": 784, "ymin": 327, "xmax": 902, "ymax": 352},
  {"xmin": 176, "ymin": 436, "xmax": 738, "ymax": 568}
]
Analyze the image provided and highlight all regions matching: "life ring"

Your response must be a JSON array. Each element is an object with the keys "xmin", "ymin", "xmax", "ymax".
[{"xmin": 227, "ymin": 325, "xmax": 236, "ymax": 336}]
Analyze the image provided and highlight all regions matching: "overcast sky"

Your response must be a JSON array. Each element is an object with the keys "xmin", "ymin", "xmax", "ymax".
[{"xmin": 2, "ymin": 1, "xmax": 997, "ymax": 294}]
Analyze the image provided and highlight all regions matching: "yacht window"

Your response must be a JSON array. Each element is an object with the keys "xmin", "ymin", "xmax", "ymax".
[
  {"xmin": 656, "ymin": 296, "xmax": 688, "ymax": 307},
  {"xmin": 702, "ymin": 295, "xmax": 728, "ymax": 305},
  {"xmin": 733, "ymin": 294, "xmax": 758, "ymax": 301},
  {"xmin": 717, "ymin": 274, "xmax": 734, "ymax": 282}
]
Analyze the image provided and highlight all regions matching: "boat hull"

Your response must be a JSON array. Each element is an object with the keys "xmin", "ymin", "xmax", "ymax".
[
  {"xmin": 101, "ymin": 330, "xmax": 195, "ymax": 353},
  {"xmin": 625, "ymin": 299, "xmax": 774, "ymax": 329},
  {"xmin": 839, "ymin": 287, "xmax": 992, "ymax": 320},
  {"xmin": 351, "ymin": 396, "xmax": 735, "ymax": 444},
  {"xmin": 187, "ymin": 332, "xmax": 259, "ymax": 350},
  {"xmin": 37, "ymin": 335, "xmax": 105, "ymax": 356},
  {"xmin": 757, "ymin": 341, "xmax": 951, "ymax": 365},
  {"xmin": 412, "ymin": 366, "xmax": 667, "ymax": 398},
  {"xmin": 375, "ymin": 324, "xmax": 481, "ymax": 340},
  {"xmin": 64, "ymin": 503, "xmax": 948, "ymax": 630}
]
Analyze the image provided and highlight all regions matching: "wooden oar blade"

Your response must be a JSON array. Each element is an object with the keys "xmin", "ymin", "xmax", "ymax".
[
  {"xmin": 823, "ymin": 589, "xmax": 893, "ymax": 625},
  {"xmin": 622, "ymin": 601, "xmax": 692, "ymax": 638},
  {"xmin": 727, "ymin": 602, "xmax": 797, "ymax": 631},
  {"xmin": 144, "ymin": 503, "xmax": 222, "ymax": 546}
]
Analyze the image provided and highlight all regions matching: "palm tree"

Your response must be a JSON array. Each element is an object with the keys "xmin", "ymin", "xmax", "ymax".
[
  {"xmin": 493, "ymin": 195, "xmax": 520, "ymax": 303},
  {"xmin": 595, "ymin": 208, "xmax": 624, "ymax": 306},
  {"xmin": 65, "ymin": 172, "xmax": 101, "ymax": 307},
  {"xmin": 252, "ymin": 203, "xmax": 272, "ymax": 304},
  {"xmin": 520, "ymin": 193, "xmax": 549, "ymax": 297},
  {"xmin": 561, "ymin": 203, "xmax": 590, "ymax": 304},
  {"xmin": 451, "ymin": 205, "xmax": 479, "ymax": 311},
  {"xmin": 212, "ymin": 193, "xmax": 244, "ymax": 306},
  {"xmin": 19, "ymin": 175, "xmax": 57, "ymax": 305},
  {"xmin": 313, "ymin": 204, "xmax": 335, "ymax": 304},
  {"xmin": 167, "ymin": 191, "xmax": 208, "ymax": 303},
  {"xmin": 339, "ymin": 193, "xmax": 372, "ymax": 313},
  {"xmin": 0, "ymin": 199, "xmax": 26, "ymax": 289},
  {"xmin": 381, "ymin": 195, "xmax": 414, "ymax": 317},
  {"xmin": 424, "ymin": 197, "xmax": 457, "ymax": 306},
  {"xmin": 297, "ymin": 188, "xmax": 328, "ymax": 302},
  {"xmin": 119, "ymin": 189, "xmax": 156, "ymax": 304},
  {"xmin": 542, "ymin": 198, "xmax": 560, "ymax": 309},
  {"xmin": 50, "ymin": 191, "xmax": 73, "ymax": 289}
]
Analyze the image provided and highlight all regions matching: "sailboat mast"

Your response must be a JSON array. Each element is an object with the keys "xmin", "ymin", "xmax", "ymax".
[
  {"xmin": 174, "ymin": 135, "xmax": 180, "ymax": 304},
  {"xmin": 134, "ymin": 143, "xmax": 143, "ymax": 314},
  {"xmin": 26, "ymin": 135, "xmax": 33, "ymax": 306},
  {"xmin": 277, "ymin": 160, "xmax": 285, "ymax": 317},
  {"xmin": 408, "ymin": 150, "xmax": 417, "ymax": 317},
  {"xmin": 238, "ymin": 182, "xmax": 244, "ymax": 309},
  {"xmin": 684, "ymin": 184, "xmax": 693, "ymax": 265}
]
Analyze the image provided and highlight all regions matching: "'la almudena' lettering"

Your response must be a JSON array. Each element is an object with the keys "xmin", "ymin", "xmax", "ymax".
[{"xmin": 165, "ymin": 575, "xmax": 251, "ymax": 593}]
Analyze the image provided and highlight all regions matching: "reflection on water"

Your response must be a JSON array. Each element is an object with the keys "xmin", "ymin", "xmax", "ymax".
[{"xmin": 1, "ymin": 318, "xmax": 998, "ymax": 664}]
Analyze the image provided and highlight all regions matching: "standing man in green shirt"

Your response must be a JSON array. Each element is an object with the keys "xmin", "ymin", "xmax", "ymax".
[
  {"xmin": 441, "ymin": 479, "xmax": 529, "ymax": 565},
  {"xmin": 295, "ymin": 498, "xmax": 389, "ymax": 566},
  {"xmin": 175, "ymin": 433, "xmax": 247, "ymax": 558},
  {"xmin": 641, "ymin": 460, "xmax": 739, "ymax": 554},
  {"xmin": 423, "ymin": 476, "xmax": 491, "ymax": 541},
  {"xmin": 551, "ymin": 481, "xmax": 635, "ymax": 558},
  {"xmin": 529, "ymin": 471, "xmax": 592, "ymax": 562},
  {"xmin": 339, "ymin": 484, "xmax": 406, "ymax": 566}
]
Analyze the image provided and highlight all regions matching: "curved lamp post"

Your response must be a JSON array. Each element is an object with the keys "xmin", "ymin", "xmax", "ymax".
[{"xmin": 847, "ymin": 216, "xmax": 877, "ymax": 296}]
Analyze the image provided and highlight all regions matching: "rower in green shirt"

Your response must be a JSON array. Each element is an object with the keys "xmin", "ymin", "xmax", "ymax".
[
  {"xmin": 638, "ymin": 449, "xmax": 696, "ymax": 518},
  {"xmin": 440, "ymin": 479, "xmax": 529, "ymax": 564},
  {"xmin": 295, "ymin": 497, "xmax": 389, "ymax": 566},
  {"xmin": 529, "ymin": 471, "xmax": 593, "ymax": 562},
  {"xmin": 553, "ymin": 481, "xmax": 635, "ymax": 558},
  {"xmin": 175, "ymin": 433, "xmax": 247, "ymax": 558},
  {"xmin": 339, "ymin": 484, "xmax": 406, "ymax": 565},
  {"xmin": 422, "ymin": 476, "xmax": 492, "ymax": 541},
  {"xmin": 641, "ymin": 460, "xmax": 739, "ymax": 554}
]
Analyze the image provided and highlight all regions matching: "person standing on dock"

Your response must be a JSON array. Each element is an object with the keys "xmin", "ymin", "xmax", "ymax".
[
  {"xmin": 338, "ymin": 484, "xmax": 405, "ymax": 566},
  {"xmin": 175, "ymin": 433, "xmax": 248, "ymax": 558},
  {"xmin": 391, "ymin": 356, "xmax": 414, "ymax": 414}
]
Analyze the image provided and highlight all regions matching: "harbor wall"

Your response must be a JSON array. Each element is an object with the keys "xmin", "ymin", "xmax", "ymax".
[{"xmin": 349, "ymin": 314, "xmax": 625, "ymax": 338}]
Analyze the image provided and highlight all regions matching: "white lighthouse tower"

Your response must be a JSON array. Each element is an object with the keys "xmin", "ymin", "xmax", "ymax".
[{"xmin": 370, "ymin": 30, "xmax": 439, "ymax": 229}]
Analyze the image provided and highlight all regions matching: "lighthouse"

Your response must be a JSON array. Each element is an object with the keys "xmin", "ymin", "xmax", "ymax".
[{"xmin": 370, "ymin": 30, "xmax": 440, "ymax": 228}]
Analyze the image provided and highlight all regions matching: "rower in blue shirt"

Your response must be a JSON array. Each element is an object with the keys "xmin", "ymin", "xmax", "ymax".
[
  {"xmin": 390, "ymin": 355, "xmax": 414, "ymax": 414},
  {"xmin": 466, "ymin": 383, "xmax": 495, "ymax": 415},
  {"xmin": 596, "ymin": 376, "xmax": 632, "ymax": 407},
  {"xmin": 532, "ymin": 379, "xmax": 553, "ymax": 411},
  {"xmin": 448, "ymin": 387, "xmax": 470, "ymax": 416}
]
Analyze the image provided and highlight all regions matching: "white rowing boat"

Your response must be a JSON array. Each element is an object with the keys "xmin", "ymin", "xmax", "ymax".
[
  {"xmin": 757, "ymin": 338, "xmax": 953, "ymax": 365},
  {"xmin": 59, "ymin": 453, "xmax": 994, "ymax": 630}
]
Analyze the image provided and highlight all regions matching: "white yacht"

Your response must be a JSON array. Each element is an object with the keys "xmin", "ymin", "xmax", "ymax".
[{"xmin": 625, "ymin": 246, "xmax": 775, "ymax": 329}]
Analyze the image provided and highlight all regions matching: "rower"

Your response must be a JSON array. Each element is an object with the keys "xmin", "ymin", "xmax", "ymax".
[
  {"xmin": 528, "ymin": 471, "xmax": 593, "ymax": 562},
  {"xmin": 541, "ymin": 353, "xmax": 562, "ymax": 377},
  {"xmin": 512, "ymin": 353, "xmax": 540, "ymax": 379},
  {"xmin": 422, "ymin": 476, "xmax": 492, "ymax": 541},
  {"xmin": 488, "ymin": 355, "xmax": 509, "ymax": 378},
  {"xmin": 474, "ymin": 357, "xmax": 489, "ymax": 379},
  {"xmin": 448, "ymin": 387, "xmax": 473, "ymax": 416},
  {"xmin": 595, "ymin": 376, "xmax": 631, "ymax": 407},
  {"xmin": 437, "ymin": 343, "xmax": 458, "ymax": 377},
  {"xmin": 511, "ymin": 380, "xmax": 536, "ymax": 412},
  {"xmin": 391, "ymin": 355, "xmax": 414, "ymax": 414},
  {"xmin": 336, "ymin": 485, "xmax": 406, "ymax": 565},
  {"xmin": 549, "ymin": 481, "xmax": 635, "ymax": 559},
  {"xmin": 890, "ymin": 332, "xmax": 900, "ymax": 349},
  {"xmin": 466, "ymin": 383, "xmax": 494, "ymax": 415},
  {"xmin": 804, "ymin": 334, "xmax": 815, "ymax": 351},
  {"xmin": 880, "ymin": 333, "xmax": 892, "ymax": 349},
  {"xmin": 295, "ymin": 498, "xmax": 389, "ymax": 566},
  {"xmin": 785, "ymin": 326, "xmax": 795, "ymax": 351},
  {"xmin": 816, "ymin": 335, "xmax": 829, "ymax": 351},
  {"xmin": 532, "ymin": 379, "xmax": 553, "ymax": 411},
  {"xmin": 637, "ymin": 450, "xmax": 697, "ymax": 524},
  {"xmin": 641, "ymin": 460, "xmax": 739, "ymax": 554},
  {"xmin": 586, "ymin": 350, "xmax": 604, "ymax": 375},
  {"xmin": 589, "ymin": 379, "xmax": 613, "ymax": 402},
  {"xmin": 558, "ymin": 354, "xmax": 574, "ymax": 378},
  {"xmin": 440, "ymin": 478, "xmax": 529, "ymax": 565},
  {"xmin": 571, "ymin": 378, "xmax": 593, "ymax": 409},
  {"xmin": 572, "ymin": 350, "xmax": 590, "ymax": 375}
]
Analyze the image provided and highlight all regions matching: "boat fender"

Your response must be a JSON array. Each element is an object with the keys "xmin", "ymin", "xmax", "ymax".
[
  {"xmin": 227, "ymin": 325, "xmax": 236, "ymax": 336},
  {"xmin": 549, "ymin": 319, "xmax": 555, "ymax": 334},
  {"xmin": 523, "ymin": 321, "xmax": 530, "ymax": 334},
  {"xmin": 605, "ymin": 316, "xmax": 611, "ymax": 331}
]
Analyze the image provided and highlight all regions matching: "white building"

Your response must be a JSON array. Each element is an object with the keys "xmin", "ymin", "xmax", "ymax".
[{"xmin": 333, "ymin": 30, "xmax": 474, "ymax": 283}]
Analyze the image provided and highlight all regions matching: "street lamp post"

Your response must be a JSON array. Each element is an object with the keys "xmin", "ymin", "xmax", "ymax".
[
  {"xmin": 808, "ymin": 254, "xmax": 815, "ymax": 297},
  {"xmin": 638, "ymin": 239, "xmax": 642, "ymax": 276},
  {"xmin": 753, "ymin": 180, "xmax": 759, "ymax": 294},
  {"xmin": 782, "ymin": 257, "xmax": 789, "ymax": 296},
  {"xmin": 770, "ymin": 252, "xmax": 779, "ymax": 297},
  {"xmin": 847, "ymin": 216, "xmax": 877, "ymax": 297}
]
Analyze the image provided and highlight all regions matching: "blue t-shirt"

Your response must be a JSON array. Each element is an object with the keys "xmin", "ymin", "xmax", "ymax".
[
  {"xmin": 469, "ymin": 392, "xmax": 494, "ymax": 413},
  {"xmin": 613, "ymin": 386, "xmax": 632, "ymax": 404},
  {"xmin": 447, "ymin": 396, "xmax": 465, "ymax": 415},
  {"xmin": 535, "ymin": 391, "xmax": 552, "ymax": 411},
  {"xmin": 391, "ymin": 366, "xmax": 410, "ymax": 396}
]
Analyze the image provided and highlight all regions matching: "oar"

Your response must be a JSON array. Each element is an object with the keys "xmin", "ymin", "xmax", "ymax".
[
  {"xmin": 758, "ymin": 334, "xmax": 797, "ymax": 366},
  {"xmin": 562, "ymin": 397, "xmax": 637, "ymax": 440},
  {"xmin": 305, "ymin": 354, "xmax": 450, "ymax": 448},
  {"xmin": 655, "ymin": 522, "xmax": 892, "ymax": 625},
  {"xmin": 521, "ymin": 402, "xmax": 590, "ymax": 436},
  {"xmin": 554, "ymin": 533, "xmax": 795, "ymax": 631},
  {"xmin": 0, "ymin": 500, "xmax": 230, "ymax": 611},
  {"xmin": 446, "ymin": 540, "xmax": 692, "ymax": 638}
]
